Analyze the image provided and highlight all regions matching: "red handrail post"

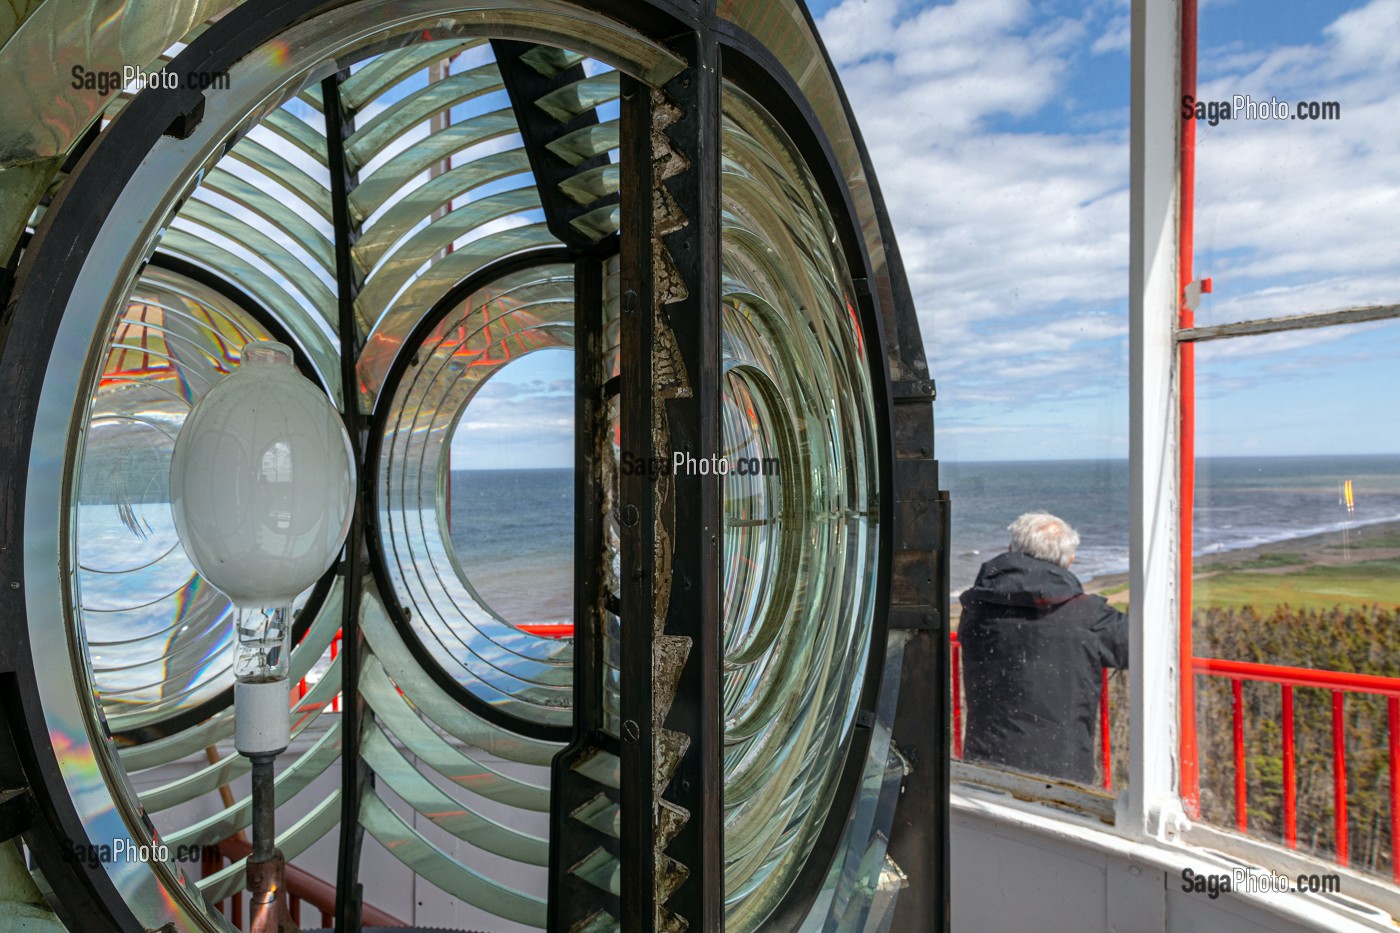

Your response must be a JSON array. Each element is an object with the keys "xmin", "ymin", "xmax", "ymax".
[
  {"xmin": 1282, "ymin": 684, "xmax": 1297, "ymax": 849},
  {"xmin": 1332, "ymin": 690, "xmax": 1349, "ymax": 866},
  {"xmin": 951, "ymin": 637, "xmax": 963, "ymax": 760},
  {"xmin": 1101, "ymin": 668, "xmax": 1112, "ymax": 790},
  {"xmin": 1389, "ymin": 696, "xmax": 1399, "ymax": 883},
  {"xmin": 1232, "ymin": 678, "xmax": 1246, "ymax": 831}
]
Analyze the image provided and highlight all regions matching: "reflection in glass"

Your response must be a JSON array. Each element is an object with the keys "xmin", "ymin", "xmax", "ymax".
[
  {"xmin": 76, "ymin": 268, "xmax": 288, "ymax": 732},
  {"xmin": 1192, "ymin": 1, "xmax": 1400, "ymax": 325}
]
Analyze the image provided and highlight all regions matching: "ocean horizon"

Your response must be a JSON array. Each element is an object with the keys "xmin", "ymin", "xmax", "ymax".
[{"xmin": 447, "ymin": 454, "xmax": 1400, "ymax": 599}]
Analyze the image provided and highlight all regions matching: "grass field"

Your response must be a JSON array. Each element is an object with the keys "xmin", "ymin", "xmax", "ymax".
[
  {"xmin": 1078, "ymin": 520, "xmax": 1400, "ymax": 614},
  {"xmin": 1194, "ymin": 556, "xmax": 1400, "ymax": 611}
]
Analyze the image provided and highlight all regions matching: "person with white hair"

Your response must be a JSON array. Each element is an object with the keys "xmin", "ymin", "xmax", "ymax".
[{"xmin": 958, "ymin": 511, "xmax": 1128, "ymax": 784}]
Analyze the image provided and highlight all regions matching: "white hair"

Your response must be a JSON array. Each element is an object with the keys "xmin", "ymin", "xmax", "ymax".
[{"xmin": 1007, "ymin": 511, "xmax": 1080, "ymax": 568}]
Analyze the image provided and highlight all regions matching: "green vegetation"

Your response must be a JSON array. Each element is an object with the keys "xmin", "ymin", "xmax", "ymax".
[
  {"xmin": 1197, "ymin": 552, "xmax": 1305, "ymax": 573},
  {"xmin": 1195, "ymin": 604, "xmax": 1400, "ymax": 878},
  {"xmin": 1194, "ymin": 558, "xmax": 1400, "ymax": 611},
  {"xmin": 1047, "ymin": 533, "xmax": 1400, "ymax": 881},
  {"xmin": 1103, "ymin": 603, "xmax": 1400, "ymax": 881},
  {"xmin": 1326, "ymin": 531, "xmax": 1400, "ymax": 550}
]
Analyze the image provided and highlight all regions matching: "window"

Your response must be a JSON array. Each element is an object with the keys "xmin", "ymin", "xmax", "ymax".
[{"xmin": 1179, "ymin": 0, "xmax": 1400, "ymax": 886}]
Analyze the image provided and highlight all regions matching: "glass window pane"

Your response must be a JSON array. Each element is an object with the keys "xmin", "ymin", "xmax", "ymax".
[
  {"xmin": 1190, "ymin": 318, "xmax": 1400, "ymax": 874},
  {"xmin": 826, "ymin": 0, "xmax": 1143, "ymax": 791},
  {"xmin": 1192, "ymin": 1, "xmax": 1400, "ymax": 325}
]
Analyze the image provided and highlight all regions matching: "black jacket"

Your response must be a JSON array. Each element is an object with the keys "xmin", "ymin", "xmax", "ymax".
[{"xmin": 958, "ymin": 551, "xmax": 1129, "ymax": 784}]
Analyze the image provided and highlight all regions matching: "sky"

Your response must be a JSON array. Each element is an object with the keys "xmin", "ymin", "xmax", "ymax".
[
  {"xmin": 451, "ymin": 348, "xmax": 575, "ymax": 470},
  {"xmin": 434, "ymin": 0, "xmax": 1400, "ymax": 467},
  {"xmin": 806, "ymin": 0, "xmax": 1400, "ymax": 462}
]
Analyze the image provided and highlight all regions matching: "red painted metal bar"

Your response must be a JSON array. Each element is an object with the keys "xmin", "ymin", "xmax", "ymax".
[
  {"xmin": 951, "ymin": 639, "xmax": 963, "ymax": 760},
  {"xmin": 330, "ymin": 628, "xmax": 341, "ymax": 713},
  {"xmin": 1194, "ymin": 657, "xmax": 1400, "ymax": 697},
  {"xmin": 1231, "ymin": 678, "xmax": 1246, "ymax": 831},
  {"xmin": 218, "ymin": 836, "xmax": 404, "ymax": 927},
  {"xmin": 1101, "ymin": 668, "xmax": 1112, "ymax": 789},
  {"xmin": 1194, "ymin": 657, "xmax": 1400, "ymax": 865},
  {"xmin": 1282, "ymin": 684, "xmax": 1297, "ymax": 849},
  {"xmin": 1178, "ymin": 0, "xmax": 1201, "ymax": 820},
  {"xmin": 1332, "ymin": 690, "xmax": 1349, "ymax": 865},
  {"xmin": 517, "ymin": 623, "xmax": 575, "ymax": 638},
  {"xmin": 1390, "ymin": 697, "xmax": 1400, "ymax": 884}
]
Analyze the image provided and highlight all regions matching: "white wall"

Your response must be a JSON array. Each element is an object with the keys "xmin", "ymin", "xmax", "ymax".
[{"xmin": 952, "ymin": 787, "xmax": 1391, "ymax": 933}]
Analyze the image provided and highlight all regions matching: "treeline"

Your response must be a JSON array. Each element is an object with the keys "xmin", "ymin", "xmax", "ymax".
[{"xmin": 1103, "ymin": 604, "xmax": 1400, "ymax": 878}]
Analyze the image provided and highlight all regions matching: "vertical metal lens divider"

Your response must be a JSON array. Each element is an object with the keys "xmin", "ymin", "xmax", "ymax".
[
  {"xmin": 322, "ymin": 71, "xmax": 371, "ymax": 933},
  {"xmin": 547, "ymin": 249, "xmax": 613, "ymax": 931},
  {"xmin": 615, "ymin": 20, "xmax": 723, "ymax": 932},
  {"xmin": 885, "ymin": 375, "xmax": 950, "ymax": 933}
]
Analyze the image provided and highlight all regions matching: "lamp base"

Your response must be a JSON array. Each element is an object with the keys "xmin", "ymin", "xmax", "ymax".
[
  {"xmin": 235, "ymin": 678, "xmax": 291, "ymax": 757},
  {"xmin": 247, "ymin": 848, "xmax": 300, "ymax": 933}
]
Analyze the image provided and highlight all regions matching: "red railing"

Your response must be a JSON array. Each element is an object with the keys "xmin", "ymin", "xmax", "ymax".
[
  {"xmin": 1191, "ymin": 656, "xmax": 1400, "ymax": 879},
  {"xmin": 202, "ymin": 836, "xmax": 404, "ymax": 928},
  {"xmin": 293, "ymin": 625, "xmax": 575, "ymax": 707},
  {"xmin": 950, "ymin": 632, "xmax": 1400, "ymax": 881},
  {"xmin": 949, "ymin": 633, "xmax": 1115, "ymax": 790}
]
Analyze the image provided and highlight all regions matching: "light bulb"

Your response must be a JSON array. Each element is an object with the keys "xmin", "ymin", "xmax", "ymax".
[
  {"xmin": 170, "ymin": 341, "xmax": 355, "ymax": 614},
  {"xmin": 170, "ymin": 340, "xmax": 354, "ymax": 754}
]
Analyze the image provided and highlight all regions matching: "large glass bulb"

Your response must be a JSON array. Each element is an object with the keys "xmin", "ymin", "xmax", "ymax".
[{"xmin": 169, "ymin": 341, "xmax": 355, "ymax": 685}]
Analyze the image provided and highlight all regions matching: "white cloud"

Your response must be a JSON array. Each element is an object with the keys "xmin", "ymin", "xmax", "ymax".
[
  {"xmin": 820, "ymin": 0, "xmax": 1131, "ymax": 458},
  {"xmin": 818, "ymin": 0, "xmax": 1400, "ymax": 459},
  {"xmin": 1193, "ymin": 5, "xmax": 1400, "ymax": 325}
]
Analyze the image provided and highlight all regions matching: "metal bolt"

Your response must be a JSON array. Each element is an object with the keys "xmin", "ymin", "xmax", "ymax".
[
  {"xmin": 631, "ymin": 566, "xmax": 643, "ymax": 581},
  {"xmin": 622, "ymin": 720, "xmax": 640, "ymax": 743},
  {"xmin": 622, "ymin": 504, "xmax": 639, "ymax": 527},
  {"xmin": 8, "ymin": 581, "xmax": 18, "ymax": 590},
  {"xmin": 622, "ymin": 290, "xmax": 638, "ymax": 314}
]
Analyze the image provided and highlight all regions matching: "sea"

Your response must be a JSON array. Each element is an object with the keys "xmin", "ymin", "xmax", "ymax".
[
  {"xmin": 72, "ymin": 455, "xmax": 1400, "ymax": 640},
  {"xmin": 944, "ymin": 455, "xmax": 1400, "ymax": 591},
  {"xmin": 449, "ymin": 468, "xmax": 576, "ymax": 624},
  {"xmin": 447, "ymin": 455, "xmax": 1400, "ymax": 607},
  {"xmin": 69, "ymin": 455, "xmax": 1400, "ymax": 702}
]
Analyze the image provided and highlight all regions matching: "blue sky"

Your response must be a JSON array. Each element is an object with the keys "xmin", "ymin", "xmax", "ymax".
[
  {"xmin": 446, "ymin": 0, "xmax": 1400, "ymax": 467},
  {"xmin": 451, "ymin": 348, "xmax": 574, "ymax": 470},
  {"xmin": 810, "ymin": 0, "xmax": 1400, "ymax": 461}
]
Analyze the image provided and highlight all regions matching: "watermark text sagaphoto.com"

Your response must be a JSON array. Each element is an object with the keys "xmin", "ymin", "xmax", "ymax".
[
  {"xmin": 1180, "ymin": 866, "xmax": 1342, "ymax": 899},
  {"xmin": 619, "ymin": 451, "xmax": 782, "ymax": 480},
  {"xmin": 71, "ymin": 64, "xmax": 230, "ymax": 97},
  {"xmin": 1182, "ymin": 94, "xmax": 1341, "ymax": 126},
  {"xmin": 64, "ymin": 838, "xmax": 211, "ymax": 869}
]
